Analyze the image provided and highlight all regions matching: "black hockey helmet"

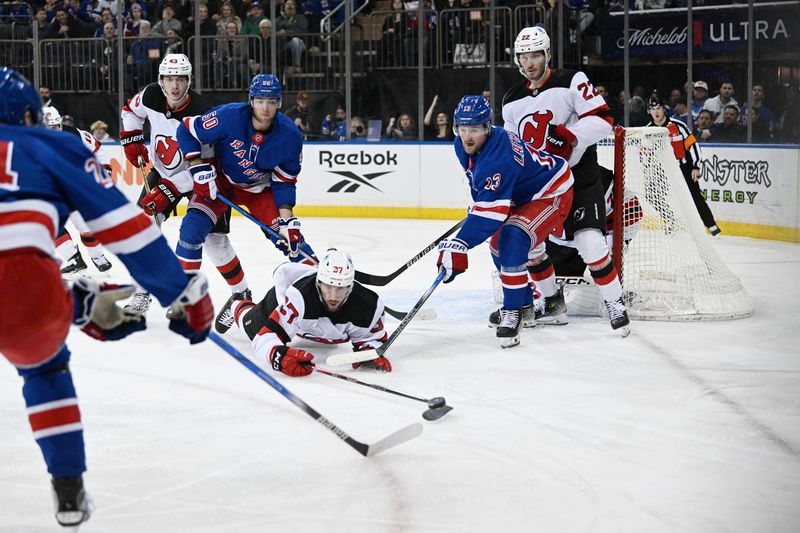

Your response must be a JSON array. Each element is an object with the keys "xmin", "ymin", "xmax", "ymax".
[{"xmin": 647, "ymin": 94, "xmax": 666, "ymax": 110}]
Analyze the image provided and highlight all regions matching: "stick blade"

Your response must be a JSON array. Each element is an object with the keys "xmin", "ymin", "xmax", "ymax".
[
  {"xmin": 325, "ymin": 350, "xmax": 377, "ymax": 367},
  {"xmin": 422, "ymin": 405, "xmax": 453, "ymax": 421},
  {"xmin": 365, "ymin": 422, "xmax": 423, "ymax": 457}
]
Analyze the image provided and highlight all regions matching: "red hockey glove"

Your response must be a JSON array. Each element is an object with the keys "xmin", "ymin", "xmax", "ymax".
[
  {"xmin": 352, "ymin": 355, "xmax": 392, "ymax": 373},
  {"xmin": 436, "ymin": 238, "xmax": 469, "ymax": 283},
  {"xmin": 139, "ymin": 179, "xmax": 180, "ymax": 216},
  {"xmin": 119, "ymin": 129, "xmax": 149, "ymax": 166},
  {"xmin": 277, "ymin": 217, "xmax": 303, "ymax": 258},
  {"xmin": 168, "ymin": 272, "xmax": 213, "ymax": 344},
  {"xmin": 270, "ymin": 346, "xmax": 315, "ymax": 377},
  {"xmin": 190, "ymin": 162, "xmax": 217, "ymax": 201},
  {"xmin": 72, "ymin": 278, "xmax": 147, "ymax": 341},
  {"xmin": 545, "ymin": 124, "xmax": 577, "ymax": 160}
]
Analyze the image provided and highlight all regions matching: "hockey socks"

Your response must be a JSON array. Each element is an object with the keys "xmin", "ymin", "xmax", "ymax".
[
  {"xmin": 55, "ymin": 231, "xmax": 78, "ymax": 265},
  {"xmin": 589, "ymin": 254, "xmax": 623, "ymax": 303},
  {"xmin": 527, "ymin": 257, "xmax": 557, "ymax": 298},
  {"xmin": 204, "ymin": 233, "xmax": 249, "ymax": 294},
  {"xmin": 79, "ymin": 233, "xmax": 105, "ymax": 261}
]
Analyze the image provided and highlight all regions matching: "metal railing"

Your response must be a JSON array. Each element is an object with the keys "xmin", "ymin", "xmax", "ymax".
[
  {"xmin": 366, "ymin": 9, "xmax": 437, "ymax": 70},
  {"xmin": 437, "ymin": 6, "xmax": 514, "ymax": 69}
]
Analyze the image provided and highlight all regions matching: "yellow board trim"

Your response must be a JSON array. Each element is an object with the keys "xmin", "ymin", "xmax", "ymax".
[{"xmin": 172, "ymin": 205, "xmax": 799, "ymax": 242}]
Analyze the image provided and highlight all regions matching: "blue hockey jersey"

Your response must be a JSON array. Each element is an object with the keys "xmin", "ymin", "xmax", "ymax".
[
  {"xmin": 177, "ymin": 103, "xmax": 303, "ymax": 208},
  {"xmin": 454, "ymin": 126, "xmax": 573, "ymax": 248},
  {"xmin": 0, "ymin": 125, "xmax": 188, "ymax": 306}
]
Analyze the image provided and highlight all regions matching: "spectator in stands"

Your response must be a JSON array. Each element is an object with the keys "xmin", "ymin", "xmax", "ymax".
[
  {"xmin": 594, "ymin": 84, "xmax": 608, "ymax": 102},
  {"xmin": 351, "ymin": 116, "xmax": 368, "ymax": 139},
  {"xmin": 49, "ymin": 7, "xmax": 91, "ymax": 38},
  {"xmin": 702, "ymin": 81, "xmax": 738, "ymax": 124},
  {"xmin": 379, "ymin": 0, "xmax": 410, "ymax": 66},
  {"xmin": 90, "ymin": 120, "xmax": 112, "ymax": 143},
  {"xmin": 248, "ymin": 18, "xmax": 276, "ymax": 75},
  {"xmin": 710, "ymin": 104, "xmax": 745, "ymax": 142},
  {"xmin": 65, "ymin": 0, "xmax": 94, "ymax": 27},
  {"xmin": 216, "ymin": 1, "xmax": 242, "ymax": 34},
  {"xmin": 241, "ymin": 2, "xmax": 267, "ymax": 35},
  {"xmin": 127, "ymin": 20, "xmax": 160, "ymax": 90},
  {"xmin": 566, "ymin": 0, "xmax": 595, "ymax": 44},
  {"xmin": 31, "ymin": 8, "xmax": 54, "ymax": 39},
  {"xmin": 285, "ymin": 90, "xmax": 312, "ymax": 135},
  {"xmin": 38, "ymin": 86, "xmax": 61, "ymax": 114},
  {"xmin": 777, "ymin": 83, "xmax": 800, "ymax": 143},
  {"xmin": 423, "ymin": 94, "xmax": 453, "ymax": 141},
  {"xmin": 93, "ymin": 8, "xmax": 115, "ymax": 38},
  {"xmin": 694, "ymin": 109, "xmax": 714, "ymax": 143},
  {"xmin": 405, "ymin": 0, "xmax": 436, "ymax": 66},
  {"xmin": 741, "ymin": 107, "xmax": 771, "ymax": 143},
  {"xmin": 691, "ymin": 80, "xmax": 709, "ymax": 121},
  {"xmin": 671, "ymin": 101, "xmax": 690, "ymax": 125},
  {"xmin": 152, "ymin": 3, "xmax": 182, "ymax": 36},
  {"xmin": 215, "ymin": 21, "xmax": 250, "ymax": 88},
  {"xmin": 43, "ymin": 0, "xmax": 60, "ymax": 22},
  {"xmin": 628, "ymin": 95, "xmax": 649, "ymax": 126},
  {"xmin": 276, "ymin": 0, "xmax": 309, "ymax": 73},
  {"xmin": 447, "ymin": 0, "xmax": 481, "ymax": 63},
  {"xmin": 94, "ymin": 0, "xmax": 120, "ymax": 18},
  {"xmin": 386, "ymin": 112, "xmax": 416, "ymax": 140},
  {"xmin": 124, "ymin": 3, "xmax": 146, "ymax": 37},
  {"xmin": 97, "ymin": 21, "xmax": 118, "ymax": 90},
  {"xmin": 739, "ymin": 84, "xmax": 775, "ymax": 135},
  {"xmin": 322, "ymin": 105, "xmax": 347, "ymax": 140},
  {"xmin": 62, "ymin": 115, "xmax": 75, "ymax": 127},
  {"xmin": 667, "ymin": 87, "xmax": 682, "ymax": 110}
]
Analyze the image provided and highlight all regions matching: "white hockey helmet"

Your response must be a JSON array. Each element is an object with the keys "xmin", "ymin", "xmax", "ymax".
[
  {"xmin": 316, "ymin": 248, "xmax": 355, "ymax": 305},
  {"xmin": 42, "ymin": 106, "xmax": 62, "ymax": 129},
  {"xmin": 158, "ymin": 53, "xmax": 192, "ymax": 100},
  {"xmin": 513, "ymin": 26, "xmax": 551, "ymax": 78}
]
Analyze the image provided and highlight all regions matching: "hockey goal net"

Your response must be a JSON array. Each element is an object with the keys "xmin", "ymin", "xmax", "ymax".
[{"xmin": 601, "ymin": 126, "xmax": 753, "ymax": 321}]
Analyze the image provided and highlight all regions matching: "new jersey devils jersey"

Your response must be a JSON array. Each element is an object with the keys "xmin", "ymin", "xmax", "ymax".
[
  {"xmin": 121, "ymin": 84, "xmax": 212, "ymax": 191},
  {"xmin": 502, "ymin": 69, "xmax": 613, "ymax": 167},
  {"xmin": 63, "ymin": 124, "xmax": 101, "ymax": 154},
  {"xmin": 177, "ymin": 103, "xmax": 303, "ymax": 208},
  {"xmin": 243, "ymin": 263, "xmax": 387, "ymax": 362},
  {"xmin": 0, "ymin": 125, "xmax": 189, "ymax": 306},
  {"xmin": 453, "ymin": 126, "xmax": 573, "ymax": 249}
]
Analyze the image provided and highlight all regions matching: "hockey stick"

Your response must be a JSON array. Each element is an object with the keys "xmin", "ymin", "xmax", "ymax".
[
  {"xmin": 138, "ymin": 157, "xmax": 161, "ymax": 228},
  {"xmin": 377, "ymin": 268, "xmax": 447, "ymax": 357},
  {"xmin": 216, "ymin": 194, "xmax": 434, "ymax": 321},
  {"xmin": 352, "ymin": 218, "xmax": 465, "ymax": 286},
  {"xmin": 315, "ymin": 368, "xmax": 453, "ymax": 421},
  {"xmin": 208, "ymin": 332, "xmax": 423, "ymax": 457}
]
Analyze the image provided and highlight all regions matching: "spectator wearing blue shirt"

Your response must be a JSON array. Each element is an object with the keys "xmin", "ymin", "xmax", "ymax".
[{"xmin": 739, "ymin": 84, "xmax": 775, "ymax": 137}]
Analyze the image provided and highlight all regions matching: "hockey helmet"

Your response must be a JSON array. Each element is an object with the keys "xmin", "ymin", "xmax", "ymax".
[
  {"xmin": 316, "ymin": 248, "xmax": 355, "ymax": 306},
  {"xmin": 513, "ymin": 26, "xmax": 551, "ymax": 77},
  {"xmin": 249, "ymin": 74, "xmax": 282, "ymax": 107},
  {"xmin": 0, "ymin": 67, "xmax": 42, "ymax": 126},
  {"xmin": 647, "ymin": 94, "xmax": 666, "ymax": 110},
  {"xmin": 158, "ymin": 53, "xmax": 192, "ymax": 101},
  {"xmin": 42, "ymin": 106, "xmax": 62, "ymax": 129},
  {"xmin": 453, "ymin": 95, "xmax": 492, "ymax": 135}
]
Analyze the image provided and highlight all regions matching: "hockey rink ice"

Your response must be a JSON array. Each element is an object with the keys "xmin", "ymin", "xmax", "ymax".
[{"xmin": 1, "ymin": 217, "xmax": 798, "ymax": 532}]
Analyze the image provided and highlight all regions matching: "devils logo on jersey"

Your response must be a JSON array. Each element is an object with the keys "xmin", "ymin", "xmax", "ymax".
[
  {"xmin": 518, "ymin": 111, "xmax": 553, "ymax": 149},
  {"xmin": 154, "ymin": 135, "xmax": 182, "ymax": 171}
]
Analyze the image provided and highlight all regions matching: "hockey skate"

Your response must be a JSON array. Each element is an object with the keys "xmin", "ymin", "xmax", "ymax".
[
  {"xmin": 125, "ymin": 292, "xmax": 152, "ymax": 314},
  {"xmin": 534, "ymin": 287, "xmax": 568, "ymax": 325},
  {"xmin": 496, "ymin": 308, "xmax": 522, "ymax": 348},
  {"xmin": 90, "ymin": 255, "xmax": 112, "ymax": 273},
  {"xmin": 61, "ymin": 251, "xmax": 87, "ymax": 276},
  {"xmin": 51, "ymin": 476, "xmax": 94, "ymax": 528},
  {"xmin": 604, "ymin": 297, "xmax": 631, "ymax": 337},
  {"xmin": 488, "ymin": 304, "xmax": 535, "ymax": 328},
  {"xmin": 214, "ymin": 289, "xmax": 252, "ymax": 334}
]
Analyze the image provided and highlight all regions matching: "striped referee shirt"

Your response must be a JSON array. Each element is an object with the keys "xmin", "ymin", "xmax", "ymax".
[{"xmin": 647, "ymin": 117, "xmax": 703, "ymax": 170}]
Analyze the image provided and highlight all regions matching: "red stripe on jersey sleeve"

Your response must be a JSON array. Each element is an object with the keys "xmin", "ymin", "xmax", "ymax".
[
  {"xmin": 92, "ymin": 212, "xmax": 153, "ymax": 245},
  {"xmin": 0, "ymin": 211, "xmax": 56, "ymax": 237}
]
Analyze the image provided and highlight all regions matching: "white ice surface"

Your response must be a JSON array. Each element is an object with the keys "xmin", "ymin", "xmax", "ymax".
[{"xmin": 1, "ymin": 217, "xmax": 799, "ymax": 533}]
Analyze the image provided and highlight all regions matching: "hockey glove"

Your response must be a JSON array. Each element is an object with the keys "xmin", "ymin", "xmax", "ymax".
[
  {"xmin": 270, "ymin": 345, "xmax": 315, "ymax": 377},
  {"xmin": 119, "ymin": 129, "xmax": 149, "ymax": 166},
  {"xmin": 190, "ymin": 163, "xmax": 218, "ymax": 201},
  {"xmin": 545, "ymin": 124, "xmax": 578, "ymax": 161},
  {"xmin": 72, "ymin": 278, "xmax": 147, "ymax": 342},
  {"xmin": 168, "ymin": 272, "xmax": 214, "ymax": 344},
  {"xmin": 139, "ymin": 179, "xmax": 180, "ymax": 216},
  {"xmin": 436, "ymin": 238, "xmax": 469, "ymax": 283},
  {"xmin": 352, "ymin": 356, "xmax": 392, "ymax": 373},
  {"xmin": 277, "ymin": 217, "xmax": 303, "ymax": 258}
]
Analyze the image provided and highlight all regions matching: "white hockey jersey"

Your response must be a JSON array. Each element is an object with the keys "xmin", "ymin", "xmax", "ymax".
[
  {"xmin": 245, "ymin": 263, "xmax": 388, "ymax": 364},
  {"xmin": 502, "ymin": 69, "xmax": 614, "ymax": 167},
  {"xmin": 120, "ymin": 84, "xmax": 213, "ymax": 192}
]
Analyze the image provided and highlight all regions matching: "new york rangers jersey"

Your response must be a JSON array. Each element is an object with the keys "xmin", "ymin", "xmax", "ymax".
[
  {"xmin": 121, "ymin": 84, "xmax": 213, "ymax": 192},
  {"xmin": 453, "ymin": 126, "xmax": 573, "ymax": 249},
  {"xmin": 243, "ymin": 262, "xmax": 387, "ymax": 362},
  {"xmin": 502, "ymin": 69, "xmax": 613, "ymax": 167},
  {"xmin": 0, "ymin": 125, "xmax": 188, "ymax": 305},
  {"xmin": 177, "ymin": 103, "xmax": 303, "ymax": 207}
]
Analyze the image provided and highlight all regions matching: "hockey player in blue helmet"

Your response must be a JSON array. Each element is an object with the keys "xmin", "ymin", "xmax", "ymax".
[
  {"xmin": 176, "ymin": 73, "xmax": 317, "ymax": 323},
  {"xmin": 436, "ymin": 95, "xmax": 575, "ymax": 348},
  {"xmin": 0, "ymin": 67, "xmax": 213, "ymax": 528}
]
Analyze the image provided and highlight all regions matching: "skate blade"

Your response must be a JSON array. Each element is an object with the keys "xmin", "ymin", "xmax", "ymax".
[
  {"xmin": 535, "ymin": 313, "xmax": 569, "ymax": 326},
  {"xmin": 500, "ymin": 335, "xmax": 520, "ymax": 349}
]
